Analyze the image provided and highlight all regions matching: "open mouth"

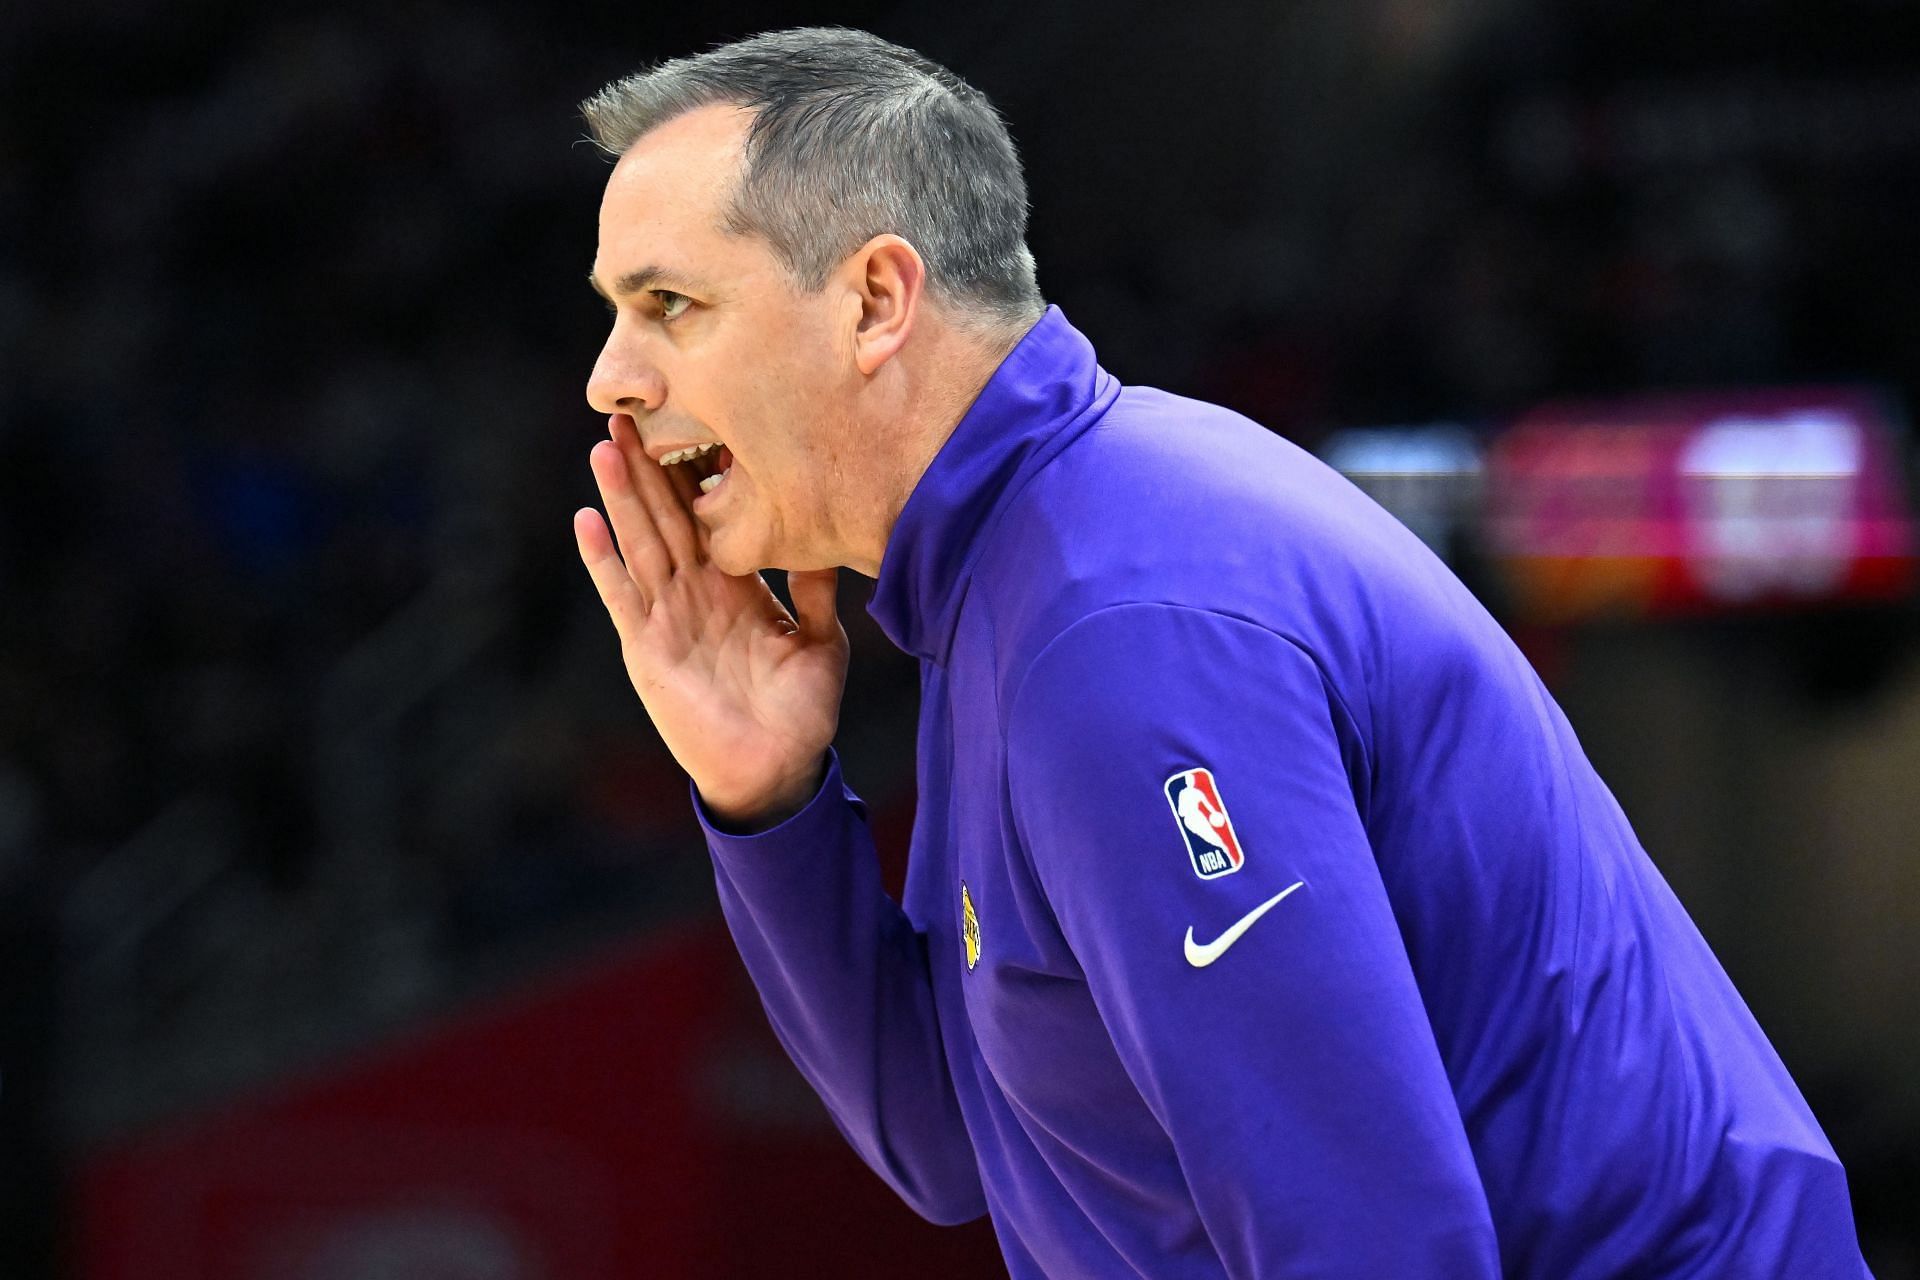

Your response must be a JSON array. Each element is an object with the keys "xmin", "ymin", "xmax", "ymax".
[{"xmin": 659, "ymin": 441, "xmax": 734, "ymax": 495}]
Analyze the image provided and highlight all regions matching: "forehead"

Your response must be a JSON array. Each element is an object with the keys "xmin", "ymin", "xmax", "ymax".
[{"xmin": 596, "ymin": 103, "xmax": 755, "ymax": 274}]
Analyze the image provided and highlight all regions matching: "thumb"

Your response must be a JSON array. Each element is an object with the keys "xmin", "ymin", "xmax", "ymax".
[{"xmin": 787, "ymin": 568, "xmax": 843, "ymax": 644}]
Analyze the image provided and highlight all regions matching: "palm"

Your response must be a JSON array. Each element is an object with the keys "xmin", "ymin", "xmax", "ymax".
[
  {"xmin": 575, "ymin": 415, "xmax": 849, "ymax": 825},
  {"xmin": 628, "ymin": 560, "xmax": 847, "ymax": 813}
]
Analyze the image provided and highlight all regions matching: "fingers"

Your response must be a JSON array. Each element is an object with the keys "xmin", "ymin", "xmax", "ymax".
[
  {"xmin": 573, "ymin": 506, "xmax": 649, "ymax": 636},
  {"xmin": 609, "ymin": 413, "xmax": 704, "ymax": 570},
  {"xmin": 787, "ymin": 567, "xmax": 845, "ymax": 646},
  {"xmin": 589, "ymin": 440, "xmax": 672, "ymax": 603},
  {"xmin": 663, "ymin": 457, "xmax": 712, "ymax": 558}
]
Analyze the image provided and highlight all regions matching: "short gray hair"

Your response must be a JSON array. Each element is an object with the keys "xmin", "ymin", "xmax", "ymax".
[{"xmin": 581, "ymin": 27, "xmax": 1045, "ymax": 329}]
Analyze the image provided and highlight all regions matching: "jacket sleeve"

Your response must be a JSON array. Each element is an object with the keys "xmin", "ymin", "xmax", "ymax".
[
  {"xmin": 1004, "ymin": 603, "xmax": 1502, "ymax": 1278},
  {"xmin": 698, "ymin": 750, "xmax": 986, "ymax": 1225}
]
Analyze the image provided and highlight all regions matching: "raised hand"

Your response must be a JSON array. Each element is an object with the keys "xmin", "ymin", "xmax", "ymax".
[{"xmin": 574, "ymin": 413, "xmax": 849, "ymax": 830}]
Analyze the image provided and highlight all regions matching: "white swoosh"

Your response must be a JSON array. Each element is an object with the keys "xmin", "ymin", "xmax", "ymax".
[{"xmin": 1183, "ymin": 880, "xmax": 1306, "ymax": 968}]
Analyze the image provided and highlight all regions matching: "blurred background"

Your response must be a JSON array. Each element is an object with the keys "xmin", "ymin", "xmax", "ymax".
[{"xmin": 2, "ymin": 0, "xmax": 1917, "ymax": 1275}]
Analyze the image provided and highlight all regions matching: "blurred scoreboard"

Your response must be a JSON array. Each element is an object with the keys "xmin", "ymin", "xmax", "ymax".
[{"xmin": 1321, "ymin": 388, "xmax": 1916, "ymax": 624}]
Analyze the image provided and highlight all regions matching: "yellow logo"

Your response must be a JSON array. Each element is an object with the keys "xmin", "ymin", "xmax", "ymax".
[{"xmin": 961, "ymin": 881, "xmax": 980, "ymax": 972}]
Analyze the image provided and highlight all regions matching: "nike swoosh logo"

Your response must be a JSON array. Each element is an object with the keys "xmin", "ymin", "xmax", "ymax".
[{"xmin": 1183, "ymin": 880, "xmax": 1306, "ymax": 968}]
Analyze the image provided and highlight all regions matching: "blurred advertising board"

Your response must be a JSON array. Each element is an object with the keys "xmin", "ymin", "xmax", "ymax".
[
  {"xmin": 77, "ymin": 924, "xmax": 1000, "ymax": 1280},
  {"xmin": 1320, "ymin": 424, "xmax": 1485, "ymax": 562},
  {"xmin": 1485, "ymin": 389, "xmax": 1914, "ymax": 623}
]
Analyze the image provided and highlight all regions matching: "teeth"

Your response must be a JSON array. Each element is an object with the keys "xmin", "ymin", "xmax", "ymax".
[
  {"xmin": 659, "ymin": 442, "xmax": 722, "ymax": 467},
  {"xmin": 698, "ymin": 470, "xmax": 727, "ymax": 494}
]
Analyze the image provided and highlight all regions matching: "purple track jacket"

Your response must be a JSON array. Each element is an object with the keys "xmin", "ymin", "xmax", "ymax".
[{"xmin": 698, "ymin": 308, "xmax": 1872, "ymax": 1278}]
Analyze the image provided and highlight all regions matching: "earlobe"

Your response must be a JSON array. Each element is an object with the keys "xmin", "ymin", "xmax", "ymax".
[{"xmin": 851, "ymin": 234, "xmax": 924, "ymax": 377}]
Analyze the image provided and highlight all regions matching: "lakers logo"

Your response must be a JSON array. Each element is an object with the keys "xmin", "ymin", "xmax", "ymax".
[{"xmin": 961, "ymin": 881, "xmax": 980, "ymax": 972}]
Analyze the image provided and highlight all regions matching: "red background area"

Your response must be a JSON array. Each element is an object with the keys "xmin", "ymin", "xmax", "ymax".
[{"xmin": 77, "ymin": 924, "xmax": 1003, "ymax": 1279}]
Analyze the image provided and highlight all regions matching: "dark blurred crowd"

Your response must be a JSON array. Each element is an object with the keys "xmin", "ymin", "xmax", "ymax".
[
  {"xmin": 4, "ymin": 1, "xmax": 613, "ymax": 876},
  {"xmin": 2, "ymin": 0, "xmax": 1918, "ymax": 1274}
]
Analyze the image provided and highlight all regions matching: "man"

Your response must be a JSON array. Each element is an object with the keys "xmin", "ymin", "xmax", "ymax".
[{"xmin": 571, "ymin": 27, "xmax": 1872, "ymax": 1278}]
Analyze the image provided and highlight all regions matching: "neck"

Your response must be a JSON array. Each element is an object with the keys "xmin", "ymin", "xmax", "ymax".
[{"xmin": 844, "ymin": 315, "xmax": 1026, "ymax": 577}]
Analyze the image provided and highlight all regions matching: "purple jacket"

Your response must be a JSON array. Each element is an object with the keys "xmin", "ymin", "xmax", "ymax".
[{"xmin": 698, "ymin": 308, "xmax": 1871, "ymax": 1278}]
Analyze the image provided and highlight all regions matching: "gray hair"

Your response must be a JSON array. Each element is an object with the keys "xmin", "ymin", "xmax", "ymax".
[{"xmin": 580, "ymin": 27, "xmax": 1045, "ymax": 330}]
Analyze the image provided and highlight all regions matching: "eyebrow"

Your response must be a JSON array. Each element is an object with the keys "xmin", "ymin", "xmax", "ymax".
[{"xmin": 586, "ymin": 264, "xmax": 706, "ymax": 301}]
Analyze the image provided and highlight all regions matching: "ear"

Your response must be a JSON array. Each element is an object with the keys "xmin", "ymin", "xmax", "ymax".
[{"xmin": 845, "ymin": 234, "xmax": 925, "ymax": 377}]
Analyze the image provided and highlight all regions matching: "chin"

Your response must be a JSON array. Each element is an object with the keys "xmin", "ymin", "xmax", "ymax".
[
  {"xmin": 707, "ymin": 545, "xmax": 757, "ymax": 577},
  {"xmin": 704, "ymin": 529, "xmax": 767, "ymax": 578},
  {"xmin": 706, "ymin": 519, "xmax": 818, "ymax": 577}
]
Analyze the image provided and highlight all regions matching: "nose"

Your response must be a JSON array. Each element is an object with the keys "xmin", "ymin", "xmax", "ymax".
[{"xmin": 585, "ymin": 324, "xmax": 667, "ymax": 418}]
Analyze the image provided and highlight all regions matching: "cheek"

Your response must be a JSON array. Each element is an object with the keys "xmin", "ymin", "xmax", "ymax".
[
  {"xmin": 724, "ymin": 309, "xmax": 846, "ymax": 494},
  {"xmin": 743, "ymin": 368, "xmax": 831, "ymax": 463}
]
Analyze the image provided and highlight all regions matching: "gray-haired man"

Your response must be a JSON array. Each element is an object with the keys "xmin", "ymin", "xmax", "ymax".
[{"xmin": 574, "ymin": 27, "xmax": 1872, "ymax": 1279}]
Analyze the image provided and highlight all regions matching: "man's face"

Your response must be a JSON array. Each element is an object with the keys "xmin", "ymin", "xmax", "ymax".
[{"xmin": 587, "ymin": 104, "xmax": 859, "ymax": 574}]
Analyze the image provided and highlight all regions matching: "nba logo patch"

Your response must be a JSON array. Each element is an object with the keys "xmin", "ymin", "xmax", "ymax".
[{"xmin": 1163, "ymin": 767, "xmax": 1246, "ymax": 880}]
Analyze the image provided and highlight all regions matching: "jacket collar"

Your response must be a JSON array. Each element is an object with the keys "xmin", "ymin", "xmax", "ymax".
[{"xmin": 867, "ymin": 306, "xmax": 1120, "ymax": 664}]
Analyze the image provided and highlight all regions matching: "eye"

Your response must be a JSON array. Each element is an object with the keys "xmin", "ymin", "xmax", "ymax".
[{"xmin": 654, "ymin": 290, "xmax": 691, "ymax": 321}]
